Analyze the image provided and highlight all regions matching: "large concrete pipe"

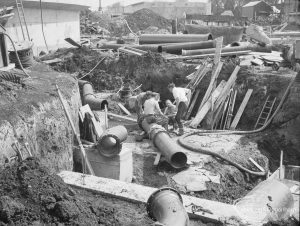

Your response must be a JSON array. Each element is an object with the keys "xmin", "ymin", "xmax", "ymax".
[
  {"xmin": 97, "ymin": 125, "xmax": 128, "ymax": 157},
  {"xmin": 158, "ymin": 40, "xmax": 216, "ymax": 55},
  {"xmin": 184, "ymin": 24, "xmax": 244, "ymax": 45},
  {"xmin": 79, "ymin": 80, "xmax": 108, "ymax": 110},
  {"xmin": 139, "ymin": 34, "xmax": 213, "ymax": 45},
  {"xmin": 182, "ymin": 45, "xmax": 272, "ymax": 56},
  {"xmin": 141, "ymin": 117, "xmax": 187, "ymax": 168},
  {"xmin": 235, "ymin": 179, "xmax": 294, "ymax": 224},
  {"xmin": 147, "ymin": 187, "xmax": 189, "ymax": 226}
]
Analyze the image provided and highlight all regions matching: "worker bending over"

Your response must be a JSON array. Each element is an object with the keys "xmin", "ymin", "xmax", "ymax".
[
  {"xmin": 168, "ymin": 83, "xmax": 191, "ymax": 135},
  {"xmin": 143, "ymin": 93, "xmax": 168, "ymax": 129},
  {"xmin": 135, "ymin": 91, "xmax": 153, "ymax": 118}
]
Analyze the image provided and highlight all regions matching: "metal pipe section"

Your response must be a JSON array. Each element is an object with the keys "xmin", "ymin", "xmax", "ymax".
[
  {"xmin": 235, "ymin": 179, "xmax": 294, "ymax": 224},
  {"xmin": 182, "ymin": 44, "xmax": 272, "ymax": 56},
  {"xmin": 141, "ymin": 118, "xmax": 187, "ymax": 168},
  {"xmin": 147, "ymin": 187, "xmax": 189, "ymax": 226},
  {"xmin": 158, "ymin": 40, "xmax": 216, "ymax": 55},
  {"xmin": 79, "ymin": 80, "xmax": 108, "ymax": 110},
  {"xmin": 100, "ymin": 43, "xmax": 159, "ymax": 52},
  {"xmin": 139, "ymin": 34, "xmax": 213, "ymax": 45},
  {"xmin": 97, "ymin": 125, "xmax": 128, "ymax": 157}
]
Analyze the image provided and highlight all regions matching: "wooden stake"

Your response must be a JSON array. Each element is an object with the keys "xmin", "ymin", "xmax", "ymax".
[{"xmin": 56, "ymin": 85, "xmax": 95, "ymax": 176}]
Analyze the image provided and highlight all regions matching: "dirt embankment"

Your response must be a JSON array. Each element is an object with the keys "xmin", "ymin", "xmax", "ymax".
[
  {"xmin": 41, "ymin": 47, "xmax": 194, "ymax": 100},
  {"xmin": 86, "ymin": 8, "xmax": 171, "ymax": 37},
  {"xmin": 0, "ymin": 64, "xmax": 80, "ymax": 173},
  {"xmin": 0, "ymin": 158, "xmax": 121, "ymax": 225}
]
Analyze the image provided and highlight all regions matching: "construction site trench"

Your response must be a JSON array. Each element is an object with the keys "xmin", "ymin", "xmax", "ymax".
[
  {"xmin": 0, "ymin": 7, "xmax": 299, "ymax": 225},
  {"xmin": 0, "ymin": 46, "xmax": 299, "ymax": 225}
]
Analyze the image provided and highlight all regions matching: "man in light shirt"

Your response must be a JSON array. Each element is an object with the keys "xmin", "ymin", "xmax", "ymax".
[
  {"xmin": 168, "ymin": 83, "xmax": 191, "ymax": 135},
  {"xmin": 143, "ymin": 93, "xmax": 168, "ymax": 129}
]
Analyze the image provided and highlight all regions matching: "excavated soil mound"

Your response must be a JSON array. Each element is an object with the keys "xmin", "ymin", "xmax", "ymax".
[
  {"xmin": 0, "ymin": 158, "xmax": 120, "ymax": 225},
  {"xmin": 125, "ymin": 8, "xmax": 171, "ymax": 33},
  {"xmin": 103, "ymin": 52, "xmax": 194, "ymax": 100}
]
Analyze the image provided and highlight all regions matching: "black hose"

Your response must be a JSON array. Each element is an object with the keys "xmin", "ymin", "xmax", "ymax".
[{"xmin": 178, "ymin": 136, "xmax": 266, "ymax": 176}]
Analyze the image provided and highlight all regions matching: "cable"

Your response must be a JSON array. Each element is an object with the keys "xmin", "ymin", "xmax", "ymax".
[
  {"xmin": 123, "ymin": 19, "xmax": 138, "ymax": 37},
  {"xmin": 78, "ymin": 57, "xmax": 106, "ymax": 80},
  {"xmin": 39, "ymin": 0, "xmax": 49, "ymax": 52},
  {"xmin": 3, "ymin": 32, "xmax": 30, "ymax": 78},
  {"xmin": 177, "ymin": 78, "xmax": 294, "ymax": 176}
]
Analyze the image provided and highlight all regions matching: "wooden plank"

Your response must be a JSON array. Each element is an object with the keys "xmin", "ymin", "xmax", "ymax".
[
  {"xmin": 166, "ymin": 51, "xmax": 251, "ymax": 61},
  {"xmin": 214, "ymin": 36, "xmax": 223, "ymax": 65},
  {"xmin": 198, "ymin": 62, "xmax": 224, "ymax": 110},
  {"xmin": 230, "ymin": 89, "xmax": 253, "ymax": 129},
  {"xmin": 190, "ymin": 80, "xmax": 226, "ymax": 128},
  {"xmin": 58, "ymin": 171, "xmax": 240, "ymax": 222},
  {"xmin": 249, "ymin": 157, "xmax": 265, "ymax": 172},
  {"xmin": 219, "ymin": 93, "xmax": 231, "ymax": 129},
  {"xmin": 185, "ymin": 89, "xmax": 201, "ymax": 119},
  {"xmin": 153, "ymin": 153, "xmax": 161, "ymax": 166},
  {"xmin": 214, "ymin": 66, "xmax": 240, "ymax": 109},
  {"xmin": 42, "ymin": 58, "xmax": 62, "ymax": 64},
  {"xmin": 118, "ymin": 103, "xmax": 131, "ymax": 116},
  {"xmin": 107, "ymin": 112, "xmax": 137, "ymax": 122},
  {"xmin": 224, "ymin": 89, "xmax": 237, "ymax": 130}
]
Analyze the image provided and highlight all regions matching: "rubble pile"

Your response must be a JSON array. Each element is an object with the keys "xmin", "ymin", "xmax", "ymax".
[
  {"xmin": 125, "ymin": 8, "xmax": 171, "ymax": 33},
  {"xmin": 0, "ymin": 158, "xmax": 120, "ymax": 225}
]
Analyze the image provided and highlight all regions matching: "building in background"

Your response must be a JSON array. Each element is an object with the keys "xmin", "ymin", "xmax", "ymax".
[
  {"xmin": 124, "ymin": 0, "xmax": 211, "ymax": 19},
  {"xmin": 0, "ymin": 0, "xmax": 95, "ymax": 55},
  {"xmin": 284, "ymin": 0, "xmax": 300, "ymax": 25},
  {"xmin": 241, "ymin": 1, "xmax": 273, "ymax": 20}
]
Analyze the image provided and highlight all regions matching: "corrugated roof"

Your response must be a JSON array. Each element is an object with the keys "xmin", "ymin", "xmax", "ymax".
[{"xmin": 243, "ymin": 1, "xmax": 262, "ymax": 7}]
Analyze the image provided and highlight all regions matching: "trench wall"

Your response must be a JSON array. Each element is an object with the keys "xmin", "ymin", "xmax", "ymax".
[{"xmin": 0, "ymin": 64, "xmax": 81, "ymax": 173}]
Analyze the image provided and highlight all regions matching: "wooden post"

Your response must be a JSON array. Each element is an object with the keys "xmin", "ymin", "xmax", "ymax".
[{"xmin": 56, "ymin": 85, "xmax": 95, "ymax": 176}]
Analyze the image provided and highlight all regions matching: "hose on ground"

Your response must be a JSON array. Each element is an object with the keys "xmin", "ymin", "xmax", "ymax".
[
  {"xmin": 178, "ymin": 78, "xmax": 295, "ymax": 176},
  {"xmin": 3, "ymin": 33, "xmax": 31, "ymax": 78}
]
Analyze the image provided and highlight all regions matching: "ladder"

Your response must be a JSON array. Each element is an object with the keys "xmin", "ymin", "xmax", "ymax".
[
  {"xmin": 15, "ymin": 0, "xmax": 30, "ymax": 41},
  {"xmin": 254, "ymin": 96, "xmax": 277, "ymax": 129}
]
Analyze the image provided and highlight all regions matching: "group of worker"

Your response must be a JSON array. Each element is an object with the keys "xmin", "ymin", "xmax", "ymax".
[{"xmin": 135, "ymin": 83, "xmax": 191, "ymax": 136}]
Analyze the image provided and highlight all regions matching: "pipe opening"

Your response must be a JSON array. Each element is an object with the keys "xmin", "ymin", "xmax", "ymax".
[
  {"xmin": 99, "ymin": 136, "xmax": 120, "ymax": 157},
  {"xmin": 207, "ymin": 34, "xmax": 213, "ymax": 40},
  {"xmin": 157, "ymin": 46, "xmax": 163, "ymax": 53},
  {"xmin": 230, "ymin": 42, "xmax": 240, "ymax": 47},
  {"xmin": 171, "ymin": 152, "xmax": 187, "ymax": 168},
  {"xmin": 101, "ymin": 101, "xmax": 108, "ymax": 110}
]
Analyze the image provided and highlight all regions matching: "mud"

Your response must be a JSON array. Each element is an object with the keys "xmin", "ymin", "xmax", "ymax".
[{"xmin": 0, "ymin": 158, "xmax": 120, "ymax": 225}]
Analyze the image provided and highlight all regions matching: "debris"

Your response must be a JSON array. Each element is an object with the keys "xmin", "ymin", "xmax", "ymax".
[
  {"xmin": 172, "ymin": 168, "xmax": 220, "ymax": 192},
  {"xmin": 246, "ymin": 24, "xmax": 272, "ymax": 45}
]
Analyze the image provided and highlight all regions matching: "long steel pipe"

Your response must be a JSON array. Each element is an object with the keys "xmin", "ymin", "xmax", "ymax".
[
  {"xmin": 139, "ymin": 33, "xmax": 213, "ymax": 45},
  {"xmin": 147, "ymin": 187, "xmax": 189, "ymax": 226},
  {"xmin": 141, "ymin": 118, "xmax": 187, "ymax": 168},
  {"xmin": 100, "ymin": 43, "xmax": 159, "ymax": 52},
  {"xmin": 182, "ymin": 44, "xmax": 272, "ymax": 56},
  {"xmin": 97, "ymin": 125, "xmax": 128, "ymax": 157},
  {"xmin": 158, "ymin": 40, "xmax": 216, "ymax": 54},
  {"xmin": 235, "ymin": 179, "xmax": 294, "ymax": 224},
  {"xmin": 79, "ymin": 80, "xmax": 108, "ymax": 110}
]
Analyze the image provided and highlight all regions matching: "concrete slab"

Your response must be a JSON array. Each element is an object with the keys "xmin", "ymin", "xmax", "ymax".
[{"xmin": 58, "ymin": 171, "xmax": 244, "ymax": 224}]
